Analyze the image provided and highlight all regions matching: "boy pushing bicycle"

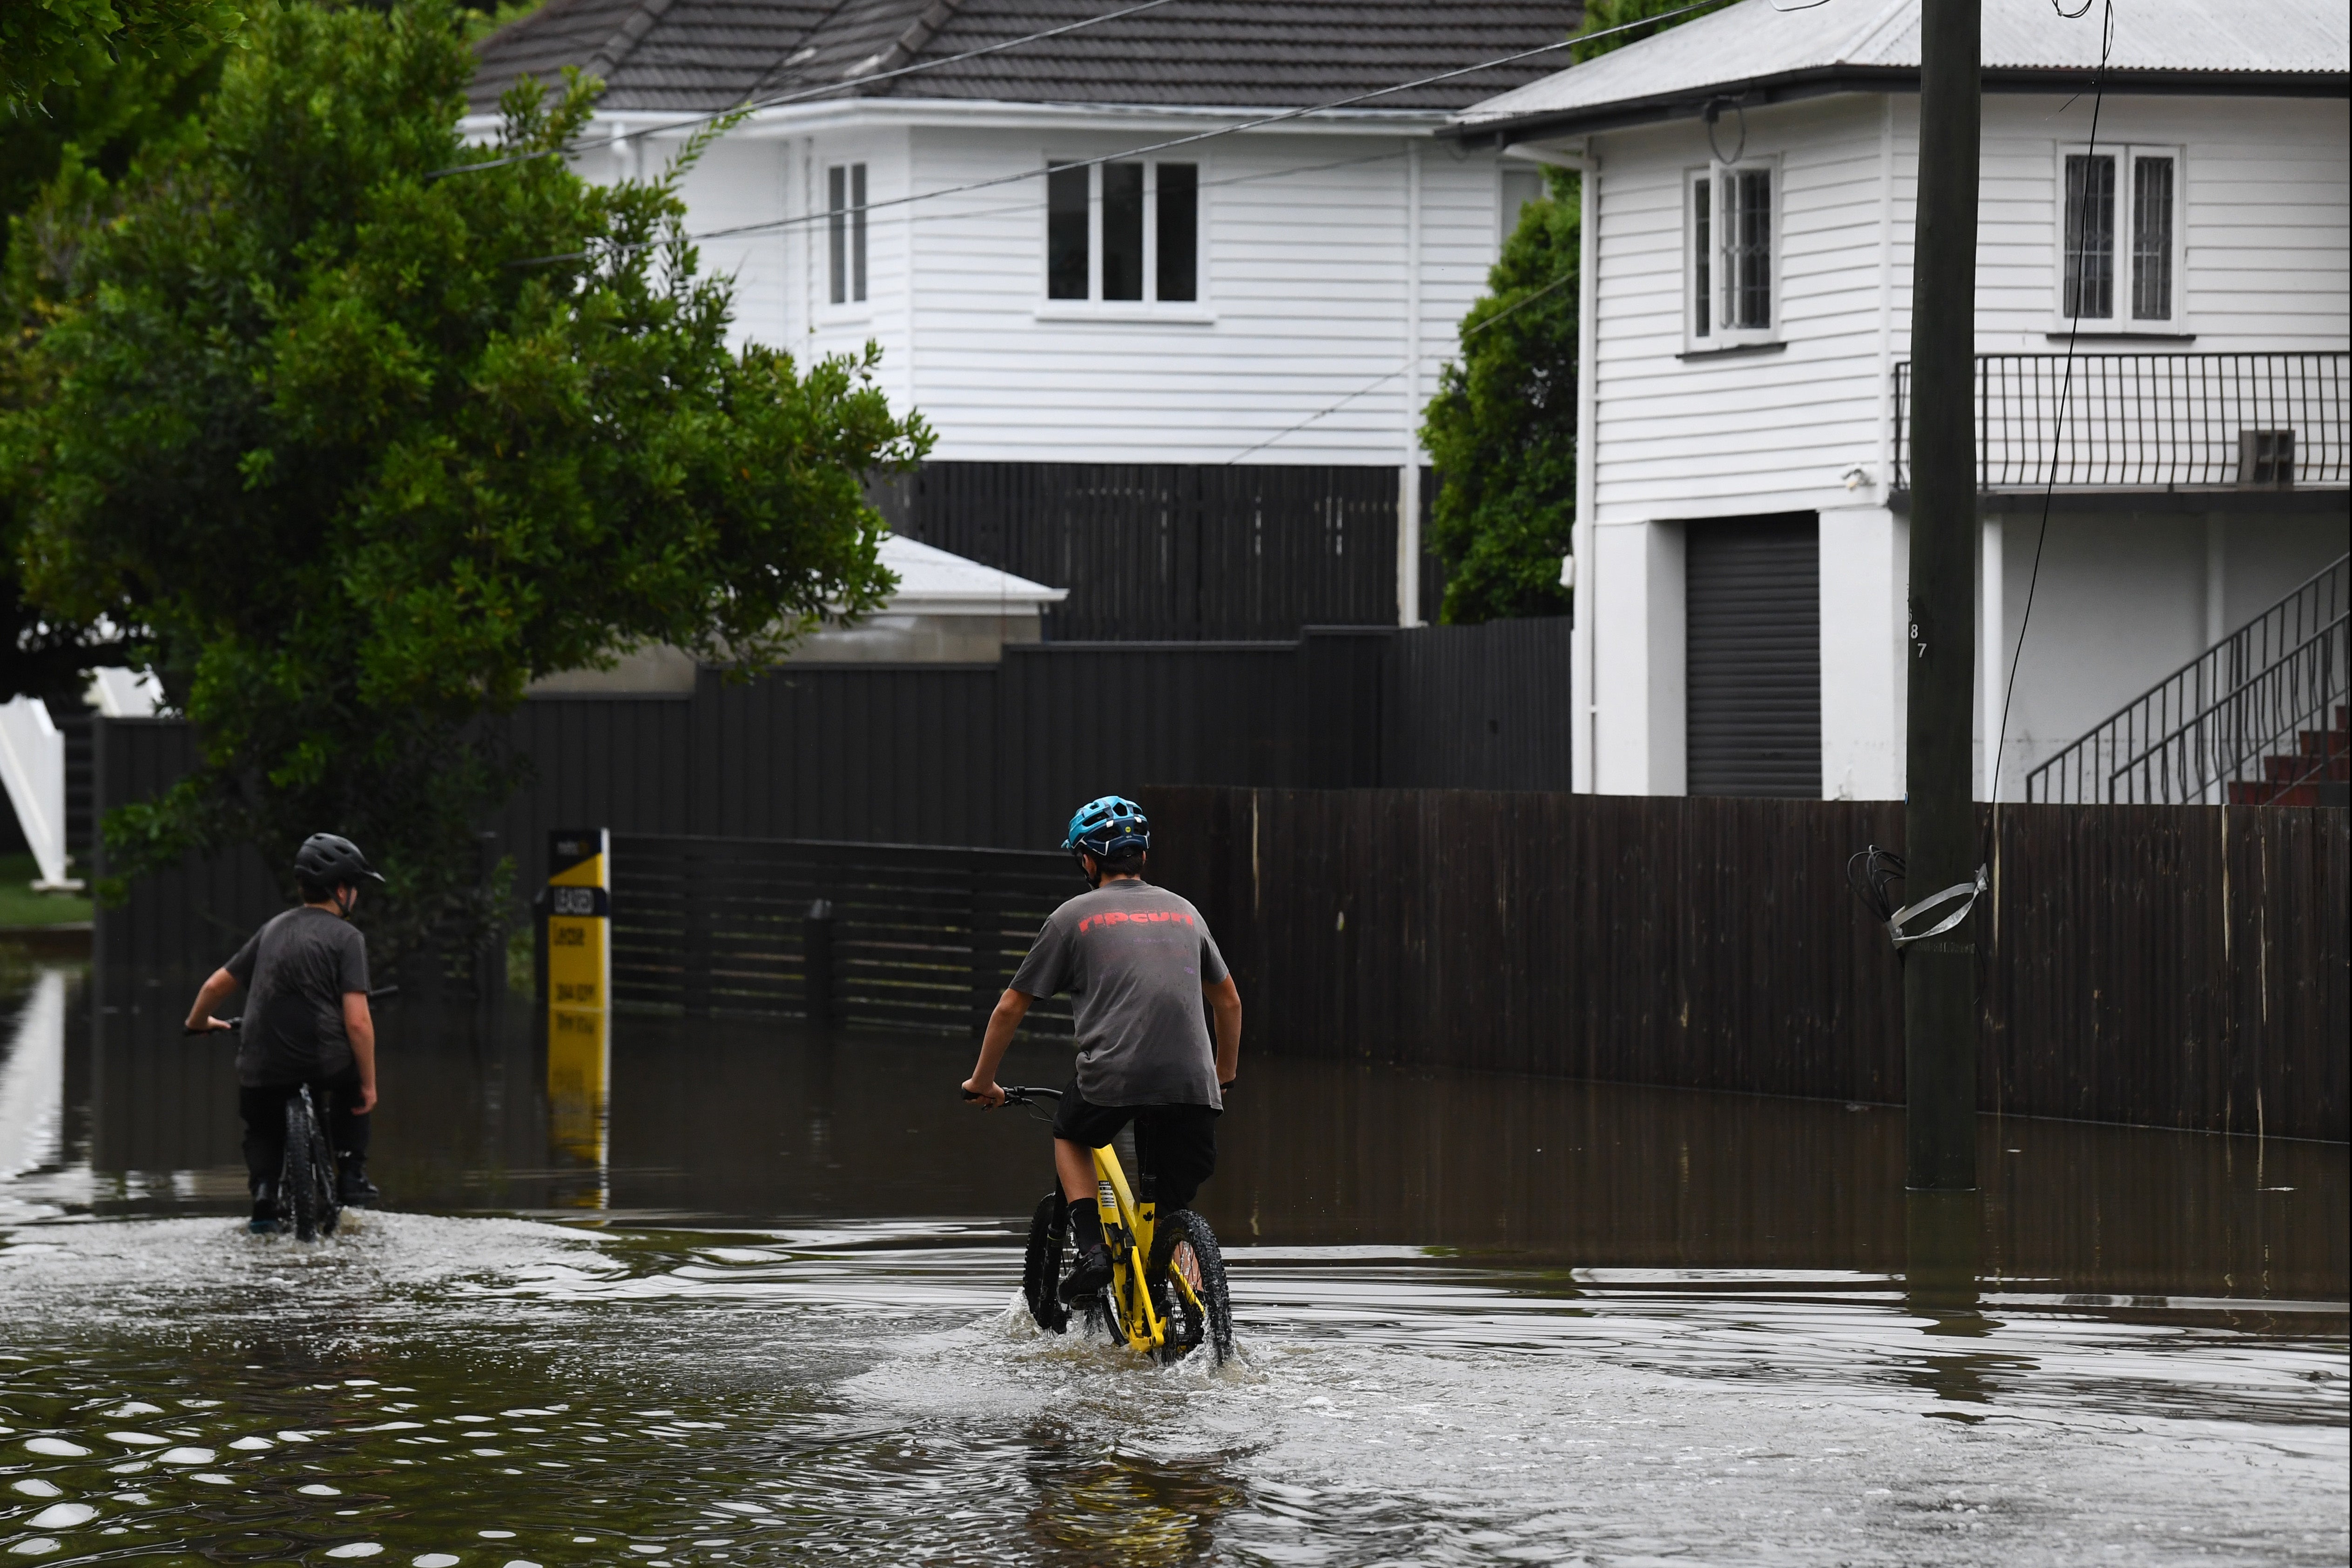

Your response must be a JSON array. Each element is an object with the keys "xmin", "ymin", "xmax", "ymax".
[
  {"xmin": 964, "ymin": 795, "xmax": 1242, "ymax": 1303},
  {"xmin": 183, "ymin": 833, "xmax": 384, "ymax": 1232}
]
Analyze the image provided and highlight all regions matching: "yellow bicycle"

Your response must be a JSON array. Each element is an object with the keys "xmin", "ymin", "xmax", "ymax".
[{"xmin": 995, "ymin": 1086, "xmax": 1234, "ymax": 1366}]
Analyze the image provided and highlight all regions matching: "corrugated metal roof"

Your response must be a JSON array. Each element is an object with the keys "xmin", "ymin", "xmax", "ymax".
[
  {"xmin": 1454, "ymin": 0, "xmax": 2349, "ymax": 137},
  {"xmin": 472, "ymin": 0, "xmax": 1585, "ymax": 117}
]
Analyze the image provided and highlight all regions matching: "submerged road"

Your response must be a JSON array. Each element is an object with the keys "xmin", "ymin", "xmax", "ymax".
[{"xmin": 3, "ymin": 962, "xmax": 2346, "ymax": 1565}]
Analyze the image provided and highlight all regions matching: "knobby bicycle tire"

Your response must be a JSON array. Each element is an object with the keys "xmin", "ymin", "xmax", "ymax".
[
  {"xmin": 1022, "ymin": 1191, "xmax": 1069, "ymax": 1334},
  {"xmin": 280, "ymin": 1092, "xmax": 340, "ymax": 1242},
  {"xmin": 308, "ymin": 1110, "xmax": 341, "ymax": 1238},
  {"xmin": 1147, "ymin": 1209, "xmax": 1234, "ymax": 1366},
  {"xmin": 282, "ymin": 1095, "xmax": 318, "ymax": 1240}
]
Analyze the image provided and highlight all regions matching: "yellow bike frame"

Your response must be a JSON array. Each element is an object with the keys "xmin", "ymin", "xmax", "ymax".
[{"xmin": 1085, "ymin": 1142, "xmax": 1208, "ymax": 1356}]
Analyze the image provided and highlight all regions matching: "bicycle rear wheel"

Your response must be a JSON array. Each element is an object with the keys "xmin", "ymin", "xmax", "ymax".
[
  {"xmin": 282, "ymin": 1096, "xmax": 319, "ymax": 1241},
  {"xmin": 1022, "ymin": 1191, "xmax": 1069, "ymax": 1334},
  {"xmin": 1148, "ymin": 1209, "xmax": 1233, "ymax": 1366},
  {"xmin": 282, "ymin": 1093, "xmax": 341, "ymax": 1242}
]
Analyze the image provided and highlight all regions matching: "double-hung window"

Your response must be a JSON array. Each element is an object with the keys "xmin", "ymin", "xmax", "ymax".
[
  {"xmin": 1044, "ymin": 159, "xmax": 1200, "ymax": 306},
  {"xmin": 1686, "ymin": 161, "xmax": 1776, "ymax": 349},
  {"xmin": 2059, "ymin": 144, "xmax": 2181, "ymax": 328},
  {"xmin": 828, "ymin": 162, "xmax": 867, "ymax": 306}
]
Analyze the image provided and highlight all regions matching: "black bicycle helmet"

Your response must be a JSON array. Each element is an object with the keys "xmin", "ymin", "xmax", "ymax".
[{"xmin": 294, "ymin": 833, "xmax": 385, "ymax": 889}]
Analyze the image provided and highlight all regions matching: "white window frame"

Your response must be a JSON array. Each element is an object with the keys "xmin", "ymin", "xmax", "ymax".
[
  {"xmin": 818, "ymin": 158, "xmax": 871, "ymax": 322},
  {"xmin": 2052, "ymin": 142, "xmax": 2186, "ymax": 332},
  {"xmin": 1035, "ymin": 155, "xmax": 1212, "ymax": 321},
  {"xmin": 1683, "ymin": 157, "xmax": 1781, "ymax": 352}
]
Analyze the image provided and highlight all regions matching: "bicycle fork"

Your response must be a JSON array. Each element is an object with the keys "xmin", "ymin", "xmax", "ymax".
[{"xmin": 1089, "ymin": 1148, "xmax": 1165, "ymax": 1354}]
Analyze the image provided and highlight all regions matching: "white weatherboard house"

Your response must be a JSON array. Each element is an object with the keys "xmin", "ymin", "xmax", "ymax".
[
  {"xmin": 470, "ymin": 0, "xmax": 1582, "ymax": 626},
  {"xmin": 1456, "ymin": 0, "xmax": 2348, "ymax": 802}
]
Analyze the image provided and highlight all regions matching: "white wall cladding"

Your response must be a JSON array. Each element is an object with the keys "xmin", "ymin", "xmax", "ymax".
[
  {"xmin": 895, "ymin": 126, "xmax": 1505, "ymax": 464},
  {"xmin": 1587, "ymin": 92, "xmax": 2350, "ymax": 528},
  {"xmin": 1571, "ymin": 86, "xmax": 2347, "ymax": 801},
  {"xmin": 612, "ymin": 118, "xmax": 1515, "ymax": 465},
  {"xmin": 1589, "ymin": 94, "xmax": 1898, "ymax": 528}
]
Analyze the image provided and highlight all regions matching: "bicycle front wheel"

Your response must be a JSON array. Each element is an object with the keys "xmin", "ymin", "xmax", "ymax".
[
  {"xmin": 1021, "ymin": 1191, "xmax": 1069, "ymax": 1334},
  {"xmin": 308, "ymin": 1113, "xmax": 342, "ymax": 1238},
  {"xmin": 1147, "ymin": 1209, "xmax": 1233, "ymax": 1366}
]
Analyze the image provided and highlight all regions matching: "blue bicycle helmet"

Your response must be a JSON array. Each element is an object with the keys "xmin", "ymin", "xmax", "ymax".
[{"xmin": 1062, "ymin": 795, "xmax": 1152, "ymax": 864}]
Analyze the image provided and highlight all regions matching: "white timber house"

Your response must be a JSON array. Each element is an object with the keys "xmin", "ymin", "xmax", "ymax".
[
  {"xmin": 469, "ymin": 0, "xmax": 1584, "ymax": 634},
  {"xmin": 1456, "ymin": 0, "xmax": 2348, "ymax": 803}
]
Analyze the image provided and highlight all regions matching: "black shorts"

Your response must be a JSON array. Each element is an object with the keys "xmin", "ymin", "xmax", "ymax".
[{"xmin": 1051, "ymin": 1078, "xmax": 1220, "ymax": 1213}]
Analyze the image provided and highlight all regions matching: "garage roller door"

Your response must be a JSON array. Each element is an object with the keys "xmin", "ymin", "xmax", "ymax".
[{"xmin": 1686, "ymin": 514, "xmax": 1821, "ymax": 798}]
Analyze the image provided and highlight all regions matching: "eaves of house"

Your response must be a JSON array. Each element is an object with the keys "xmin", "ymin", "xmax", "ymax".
[
  {"xmin": 471, "ymin": 0, "xmax": 1589, "ymax": 120},
  {"xmin": 1446, "ymin": 0, "xmax": 2349, "ymax": 146}
]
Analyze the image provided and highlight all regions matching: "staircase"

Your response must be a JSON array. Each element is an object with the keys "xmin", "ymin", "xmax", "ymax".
[
  {"xmin": 2029, "ymin": 554, "xmax": 2349, "ymax": 805},
  {"xmin": 2230, "ymin": 704, "xmax": 2349, "ymax": 806}
]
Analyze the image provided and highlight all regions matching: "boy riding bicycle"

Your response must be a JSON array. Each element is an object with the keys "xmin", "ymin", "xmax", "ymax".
[
  {"xmin": 183, "ymin": 833, "xmax": 384, "ymax": 1233},
  {"xmin": 964, "ymin": 796, "xmax": 1242, "ymax": 1303}
]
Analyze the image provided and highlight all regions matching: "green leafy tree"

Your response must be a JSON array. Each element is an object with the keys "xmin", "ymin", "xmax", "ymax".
[
  {"xmin": 2, "ymin": 27, "xmax": 229, "ymax": 706},
  {"xmin": 1418, "ymin": 170, "xmax": 1579, "ymax": 624},
  {"xmin": 4, "ymin": 0, "xmax": 931, "ymax": 955},
  {"xmin": 1417, "ymin": 0, "xmax": 1733, "ymax": 624},
  {"xmin": 1571, "ymin": 0, "xmax": 1738, "ymax": 62},
  {"xmin": 2, "ymin": 0, "xmax": 241, "ymax": 115}
]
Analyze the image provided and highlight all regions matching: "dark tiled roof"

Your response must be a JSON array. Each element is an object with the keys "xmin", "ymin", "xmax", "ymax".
[{"xmin": 471, "ymin": 0, "xmax": 1586, "ymax": 115}]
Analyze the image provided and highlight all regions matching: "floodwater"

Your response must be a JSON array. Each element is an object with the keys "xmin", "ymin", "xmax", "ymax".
[{"xmin": 3, "ymin": 959, "xmax": 2346, "ymax": 1566}]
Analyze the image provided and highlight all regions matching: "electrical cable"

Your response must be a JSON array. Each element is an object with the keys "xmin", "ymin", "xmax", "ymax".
[
  {"xmin": 818, "ymin": 144, "xmax": 1412, "ymax": 238},
  {"xmin": 504, "ymin": 0, "xmax": 1731, "ymax": 266},
  {"xmin": 1989, "ymin": 0, "xmax": 2114, "ymax": 806},
  {"xmin": 1228, "ymin": 264, "xmax": 1577, "ymax": 462},
  {"xmin": 434, "ymin": 0, "xmax": 1188, "ymax": 177}
]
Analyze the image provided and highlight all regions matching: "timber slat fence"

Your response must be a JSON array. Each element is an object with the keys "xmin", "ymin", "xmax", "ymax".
[
  {"xmin": 608, "ymin": 834, "xmax": 1076, "ymax": 1037},
  {"xmin": 874, "ymin": 461, "xmax": 1402, "ymax": 640},
  {"xmin": 1140, "ymin": 787, "xmax": 2347, "ymax": 1141}
]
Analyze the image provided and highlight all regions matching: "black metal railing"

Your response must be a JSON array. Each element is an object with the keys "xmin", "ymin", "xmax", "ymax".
[
  {"xmin": 2027, "ymin": 554, "xmax": 2349, "ymax": 804},
  {"xmin": 1893, "ymin": 352, "xmax": 2350, "ymax": 490}
]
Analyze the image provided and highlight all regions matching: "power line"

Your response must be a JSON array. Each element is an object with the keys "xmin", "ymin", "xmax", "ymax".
[
  {"xmin": 1991, "ymin": 0, "xmax": 2115, "ymax": 804},
  {"xmin": 508, "ymin": 0, "xmax": 1726, "ymax": 266},
  {"xmin": 434, "ymin": 0, "xmax": 1187, "ymax": 178}
]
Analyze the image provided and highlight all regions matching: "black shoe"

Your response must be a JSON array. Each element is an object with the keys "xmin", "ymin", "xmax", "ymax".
[
  {"xmin": 248, "ymin": 1182, "xmax": 279, "ymax": 1235},
  {"xmin": 337, "ymin": 1159, "xmax": 380, "ymax": 1208},
  {"xmin": 1059, "ymin": 1243, "xmax": 1112, "ymax": 1303}
]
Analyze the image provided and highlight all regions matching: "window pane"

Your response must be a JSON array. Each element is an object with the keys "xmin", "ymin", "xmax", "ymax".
[
  {"xmin": 827, "ymin": 165, "xmax": 847, "ymax": 306},
  {"xmin": 1693, "ymin": 177, "xmax": 1711, "ymax": 337},
  {"xmin": 850, "ymin": 163, "xmax": 868, "ymax": 303},
  {"xmin": 1103, "ymin": 161, "xmax": 1144, "ymax": 301},
  {"xmin": 1047, "ymin": 162, "xmax": 1088, "ymax": 299},
  {"xmin": 2132, "ymin": 156, "xmax": 2172, "ymax": 321},
  {"xmin": 1725, "ymin": 168, "xmax": 1770, "ymax": 329},
  {"xmin": 1501, "ymin": 168, "xmax": 1544, "ymax": 238},
  {"xmin": 2063, "ymin": 154, "xmax": 2115, "ymax": 319},
  {"xmin": 1157, "ymin": 162, "xmax": 1198, "ymax": 302}
]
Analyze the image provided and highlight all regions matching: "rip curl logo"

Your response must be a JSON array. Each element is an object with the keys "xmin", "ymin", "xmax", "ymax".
[{"xmin": 1078, "ymin": 909, "xmax": 1194, "ymax": 933}]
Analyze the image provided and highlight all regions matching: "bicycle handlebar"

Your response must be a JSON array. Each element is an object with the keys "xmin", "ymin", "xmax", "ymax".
[
  {"xmin": 962, "ymin": 1085, "xmax": 1063, "ymax": 1105},
  {"xmin": 184, "ymin": 986, "xmax": 399, "ymax": 1036}
]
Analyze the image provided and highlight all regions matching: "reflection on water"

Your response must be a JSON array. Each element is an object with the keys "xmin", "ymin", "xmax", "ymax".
[
  {"xmin": 4, "ymin": 959, "xmax": 2347, "ymax": 1566},
  {"xmin": 545, "ymin": 1007, "xmax": 609, "ymax": 1210}
]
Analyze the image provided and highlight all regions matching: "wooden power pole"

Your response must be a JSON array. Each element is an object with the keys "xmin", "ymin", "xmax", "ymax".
[{"xmin": 1904, "ymin": 0, "xmax": 1982, "ymax": 1192}]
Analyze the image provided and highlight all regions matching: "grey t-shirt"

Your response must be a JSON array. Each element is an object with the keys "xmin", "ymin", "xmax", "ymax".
[
  {"xmin": 225, "ymin": 906, "xmax": 370, "ymax": 1088},
  {"xmin": 1010, "ymin": 879, "xmax": 1229, "ymax": 1109}
]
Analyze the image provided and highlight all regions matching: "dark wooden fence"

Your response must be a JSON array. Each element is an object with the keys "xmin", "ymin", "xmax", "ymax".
[
  {"xmin": 608, "ymin": 834, "xmax": 1073, "ymax": 1036},
  {"xmin": 1140, "ymin": 787, "xmax": 2348, "ymax": 1141},
  {"xmin": 874, "ymin": 462, "xmax": 1402, "ymax": 640},
  {"xmin": 89, "ymin": 619, "xmax": 1573, "ymax": 971}
]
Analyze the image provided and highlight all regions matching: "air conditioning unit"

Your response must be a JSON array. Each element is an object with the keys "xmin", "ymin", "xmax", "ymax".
[{"xmin": 2239, "ymin": 428, "xmax": 2296, "ymax": 489}]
